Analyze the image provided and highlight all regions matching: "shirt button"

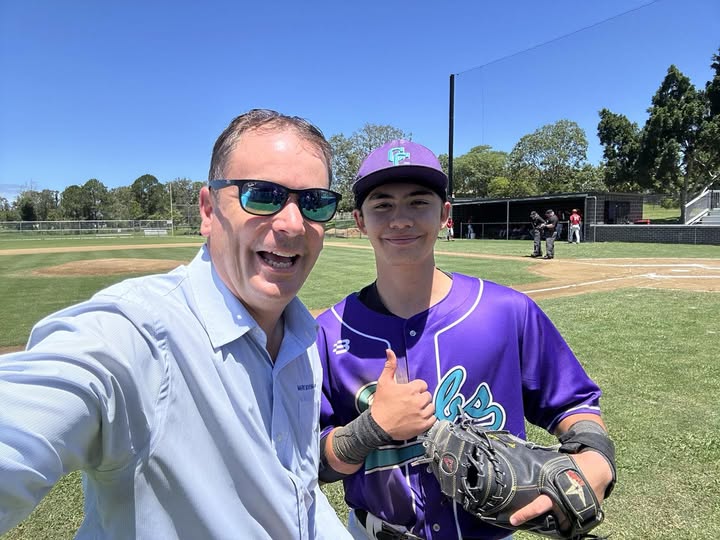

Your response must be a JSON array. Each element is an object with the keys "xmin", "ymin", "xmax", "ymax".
[
  {"xmin": 409, "ymin": 330, "xmax": 417, "ymax": 337},
  {"xmin": 432, "ymin": 524, "xmax": 441, "ymax": 532},
  {"xmin": 276, "ymin": 433, "xmax": 284, "ymax": 442}
]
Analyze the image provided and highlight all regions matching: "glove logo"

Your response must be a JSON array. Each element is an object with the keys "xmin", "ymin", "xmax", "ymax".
[
  {"xmin": 563, "ymin": 470, "xmax": 588, "ymax": 506},
  {"xmin": 440, "ymin": 453, "xmax": 458, "ymax": 475}
]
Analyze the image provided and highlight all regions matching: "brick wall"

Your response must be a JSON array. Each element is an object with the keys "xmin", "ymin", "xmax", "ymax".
[{"xmin": 590, "ymin": 225, "xmax": 720, "ymax": 245}]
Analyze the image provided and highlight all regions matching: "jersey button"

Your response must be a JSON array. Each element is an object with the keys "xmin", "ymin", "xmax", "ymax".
[
  {"xmin": 409, "ymin": 330, "xmax": 417, "ymax": 337},
  {"xmin": 432, "ymin": 523, "xmax": 441, "ymax": 532}
]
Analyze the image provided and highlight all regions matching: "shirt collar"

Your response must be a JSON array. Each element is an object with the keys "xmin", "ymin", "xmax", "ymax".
[{"xmin": 188, "ymin": 244, "xmax": 317, "ymax": 350}]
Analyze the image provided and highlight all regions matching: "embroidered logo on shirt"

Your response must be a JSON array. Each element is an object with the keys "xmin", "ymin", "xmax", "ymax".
[
  {"xmin": 297, "ymin": 383, "xmax": 316, "ymax": 391},
  {"xmin": 332, "ymin": 339, "xmax": 350, "ymax": 354}
]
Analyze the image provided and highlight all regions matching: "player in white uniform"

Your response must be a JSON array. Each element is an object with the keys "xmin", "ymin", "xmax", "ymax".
[{"xmin": 316, "ymin": 140, "xmax": 615, "ymax": 540}]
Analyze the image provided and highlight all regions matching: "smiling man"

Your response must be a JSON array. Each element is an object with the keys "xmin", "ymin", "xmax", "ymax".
[
  {"xmin": 0, "ymin": 109, "xmax": 350, "ymax": 539},
  {"xmin": 315, "ymin": 140, "xmax": 615, "ymax": 540}
]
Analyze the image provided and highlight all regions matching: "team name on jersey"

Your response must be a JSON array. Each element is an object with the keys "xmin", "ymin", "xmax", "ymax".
[{"xmin": 358, "ymin": 366, "xmax": 506, "ymax": 472}]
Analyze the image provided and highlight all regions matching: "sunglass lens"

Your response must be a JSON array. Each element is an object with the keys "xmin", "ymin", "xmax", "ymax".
[
  {"xmin": 240, "ymin": 182, "xmax": 286, "ymax": 215},
  {"xmin": 299, "ymin": 190, "xmax": 338, "ymax": 222}
]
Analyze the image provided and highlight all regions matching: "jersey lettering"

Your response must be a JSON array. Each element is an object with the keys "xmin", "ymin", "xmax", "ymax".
[
  {"xmin": 359, "ymin": 366, "xmax": 506, "ymax": 472},
  {"xmin": 436, "ymin": 367, "xmax": 505, "ymax": 429}
]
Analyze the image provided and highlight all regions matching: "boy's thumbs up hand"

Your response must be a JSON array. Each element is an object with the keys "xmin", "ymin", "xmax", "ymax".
[{"xmin": 370, "ymin": 349, "xmax": 436, "ymax": 440}]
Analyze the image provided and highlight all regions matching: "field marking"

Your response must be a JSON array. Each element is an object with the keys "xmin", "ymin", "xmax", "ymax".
[
  {"xmin": 575, "ymin": 263, "xmax": 720, "ymax": 270},
  {"xmin": 523, "ymin": 275, "xmax": 639, "ymax": 294},
  {"xmin": 644, "ymin": 273, "xmax": 720, "ymax": 280},
  {"xmin": 0, "ymin": 243, "xmax": 202, "ymax": 256}
]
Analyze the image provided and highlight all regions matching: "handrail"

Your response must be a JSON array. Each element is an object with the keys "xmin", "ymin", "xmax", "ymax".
[{"xmin": 685, "ymin": 187, "xmax": 709, "ymax": 209}]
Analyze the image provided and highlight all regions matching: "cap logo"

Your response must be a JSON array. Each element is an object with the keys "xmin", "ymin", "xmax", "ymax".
[{"xmin": 388, "ymin": 146, "xmax": 410, "ymax": 166}]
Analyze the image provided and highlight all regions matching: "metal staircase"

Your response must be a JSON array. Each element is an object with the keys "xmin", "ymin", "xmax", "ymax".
[{"xmin": 698, "ymin": 208, "xmax": 720, "ymax": 225}]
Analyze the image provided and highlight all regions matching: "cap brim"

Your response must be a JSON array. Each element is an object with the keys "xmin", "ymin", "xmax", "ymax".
[{"xmin": 353, "ymin": 165, "xmax": 448, "ymax": 200}]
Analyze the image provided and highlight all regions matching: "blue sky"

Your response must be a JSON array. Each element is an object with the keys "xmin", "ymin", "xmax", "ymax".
[{"xmin": 1, "ymin": 0, "xmax": 718, "ymax": 202}]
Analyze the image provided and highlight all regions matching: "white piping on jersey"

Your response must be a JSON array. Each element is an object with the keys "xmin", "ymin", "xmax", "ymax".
[
  {"xmin": 550, "ymin": 404, "xmax": 602, "ymax": 431},
  {"xmin": 432, "ymin": 276, "xmax": 485, "ymax": 540},
  {"xmin": 329, "ymin": 306, "xmax": 420, "ymax": 529},
  {"xmin": 329, "ymin": 306, "xmax": 391, "ymax": 350},
  {"xmin": 432, "ymin": 277, "xmax": 485, "ymax": 385}
]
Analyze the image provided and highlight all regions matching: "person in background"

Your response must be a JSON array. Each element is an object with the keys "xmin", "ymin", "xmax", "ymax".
[
  {"xmin": 445, "ymin": 216, "xmax": 454, "ymax": 241},
  {"xmin": 542, "ymin": 209, "xmax": 559, "ymax": 259},
  {"xmin": 568, "ymin": 208, "xmax": 582, "ymax": 243},
  {"xmin": 0, "ymin": 109, "xmax": 350, "ymax": 539},
  {"xmin": 529, "ymin": 210, "xmax": 546, "ymax": 257},
  {"xmin": 315, "ymin": 139, "xmax": 615, "ymax": 540}
]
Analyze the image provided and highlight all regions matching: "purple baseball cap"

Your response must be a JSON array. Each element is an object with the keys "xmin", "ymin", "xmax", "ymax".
[{"xmin": 352, "ymin": 139, "xmax": 448, "ymax": 208}]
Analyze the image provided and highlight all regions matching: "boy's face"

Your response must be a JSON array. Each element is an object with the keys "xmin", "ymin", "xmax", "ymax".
[{"xmin": 354, "ymin": 181, "xmax": 450, "ymax": 267}]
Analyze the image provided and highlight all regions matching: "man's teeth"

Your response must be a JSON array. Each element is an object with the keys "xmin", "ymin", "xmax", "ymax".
[{"xmin": 260, "ymin": 251, "xmax": 297, "ymax": 269}]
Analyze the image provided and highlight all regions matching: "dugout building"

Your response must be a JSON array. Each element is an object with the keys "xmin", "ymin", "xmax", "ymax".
[{"xmin": 449, "ymin": 192, "xmax": 644, "ymax": 242}]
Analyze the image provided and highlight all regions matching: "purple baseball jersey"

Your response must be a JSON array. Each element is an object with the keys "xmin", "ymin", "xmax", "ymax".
[{"xmin": 317, "ymin": 273, "xmax": 602, "ymax": 540}]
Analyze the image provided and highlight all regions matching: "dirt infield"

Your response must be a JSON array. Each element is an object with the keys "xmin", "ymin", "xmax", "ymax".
[
  {"xmin": 31, "ymin": 258, "xmax": 182, "ymax": 276},
  {"xmin": 1, "ymin": 243, "xmax": 717, "ymax": 354},
  {"xmin": 25, "ymin": 252, "xmax": 720, "ymax": 298},
  {"xmin": 513, "ymin": 256, "xmax": 720, "ymax": 299}
]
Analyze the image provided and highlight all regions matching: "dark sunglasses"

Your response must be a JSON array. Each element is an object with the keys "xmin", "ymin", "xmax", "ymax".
[{"xmin": 209, "ymin": 179, "xmax": 341, "ymax": 223}]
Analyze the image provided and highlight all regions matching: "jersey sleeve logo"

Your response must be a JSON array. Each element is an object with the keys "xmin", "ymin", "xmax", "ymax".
[{"xmin": 332, "ymin": 338, "xmax": 350, "ymax": 354}]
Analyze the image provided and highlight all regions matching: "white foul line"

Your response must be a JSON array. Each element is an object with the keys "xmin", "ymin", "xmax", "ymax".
[
  {"xmin": 524, "ymin": 275, "xmax": 638, "ymax": 294},
  {"xmin": 524, "ymin": 272, "xmax": 720, "ymax": 294}
]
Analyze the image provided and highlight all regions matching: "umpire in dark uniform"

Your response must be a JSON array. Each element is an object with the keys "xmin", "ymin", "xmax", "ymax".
[
  {"xmin": 530, "ymin": 211, "xmax": 546, "ymax": 258},
  {"xmin": 542, "ymin": 209, "xmax": 559, "ymax": 259}
]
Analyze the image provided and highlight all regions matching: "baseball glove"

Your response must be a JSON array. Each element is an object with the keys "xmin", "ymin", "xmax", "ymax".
[{"xmin": 415, "ymin": 418, "xmax": 605, "ymax": 540}]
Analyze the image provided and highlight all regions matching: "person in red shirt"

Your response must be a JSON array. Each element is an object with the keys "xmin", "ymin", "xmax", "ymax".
[
  {"xmin": 446, "ymin": 216, "xmax": 454, "ymax": 241},
  {"xmin": 568, "ymin": 208, "xmax": 582, "ymax": 243}
]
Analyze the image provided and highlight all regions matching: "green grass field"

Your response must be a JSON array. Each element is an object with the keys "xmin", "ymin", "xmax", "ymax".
[
  {"xmin": 1, "ymin": 236, "xmax": 719, "ymax": 539},
  {"xmin": 642, "ymin": 202, "xmax": 681, "ymax": 223}
]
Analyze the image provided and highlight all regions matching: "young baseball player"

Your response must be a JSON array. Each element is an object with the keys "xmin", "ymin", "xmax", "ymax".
[{"xmin": 316, "ymin": 140, "xmax": 615, "ymax": 540}]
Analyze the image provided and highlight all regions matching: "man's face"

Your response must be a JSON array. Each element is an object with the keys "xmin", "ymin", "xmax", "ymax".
[
  {"xmin": 199, "ymin": 128, "xmax": 329, "ymax": 319},
  {"xmin": 354, "ymin": 182, "xmax": 449, "ymax": 267}
]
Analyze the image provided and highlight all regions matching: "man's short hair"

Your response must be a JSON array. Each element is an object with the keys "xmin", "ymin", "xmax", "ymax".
[{"xmin": 208, "ymin": 109, "xmax": 333, "ymax": 184}]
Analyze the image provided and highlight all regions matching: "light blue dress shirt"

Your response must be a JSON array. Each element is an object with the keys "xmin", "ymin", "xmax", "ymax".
[{"xmin": 0, "ymin": 245, "xmax": 350, "ymax": 539}]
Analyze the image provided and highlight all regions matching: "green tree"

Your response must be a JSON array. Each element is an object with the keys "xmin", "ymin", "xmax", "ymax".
[
  {"xmin": 82, "ymin": 179, "xmax": 109, "ymax": 220},
  {"xmin": 330, "ymin": 124, "xmax": 410, "ymax": 211},
  {"xmin": 37, "ymin": 189, "xmax": 60, "ymax": 221},
  {"xmin": 60, "ymin": 185, "xmax": 84, "ymax": 219},
  {"xmin": 486, "ymin": 175, "xmax": 535, "ymax": 198},
  {"xmin": 0, "ymin": 196, "xmax": 13, "ymax": 220},
  {"xmin": 441, "ymin": 145, "xmax": 508, "ymax": 198},
  {"xmin": 597, "ymin": 50, "xmax": 720, "ymax": 211},
  {"xmin": 508, "ymin": 119, "xmax": 590, "ymax": 194},
  {"xmin": 638, "ymin": 65, "xmax": 709, "ymax": 221},
  {"xmin": 167, "ymin": 178, "xmax": 202, "ymax": 228},
  {"xmin": 572, "ymin": 164, "xmax": 608, "ymax": 192},
  {"xmin": 131, "ymin": 174, "xmax": 166, "ymax": 218},
  {"xmin": 597, "ymin": 109, "xmax": 642, "ymax": 191},
  {"xmin": 106, "ymin": 186, "xmax": 142, "ymax": 220},
  {"xmin": 17, "ymin": 196, "xmax": 37, "ymax": 221},
  {"xmin": 695, "ymin": 49, "xmax": 720, "ymax": 185}
]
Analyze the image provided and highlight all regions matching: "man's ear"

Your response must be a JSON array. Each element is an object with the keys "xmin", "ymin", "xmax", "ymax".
[
  {"xmin": 199, "ymin": 186, "xmax": 214, "ymax": 238},
  {"xmin": 353, "ymin": 209, "xmax": 367, "ymax": 234}
]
